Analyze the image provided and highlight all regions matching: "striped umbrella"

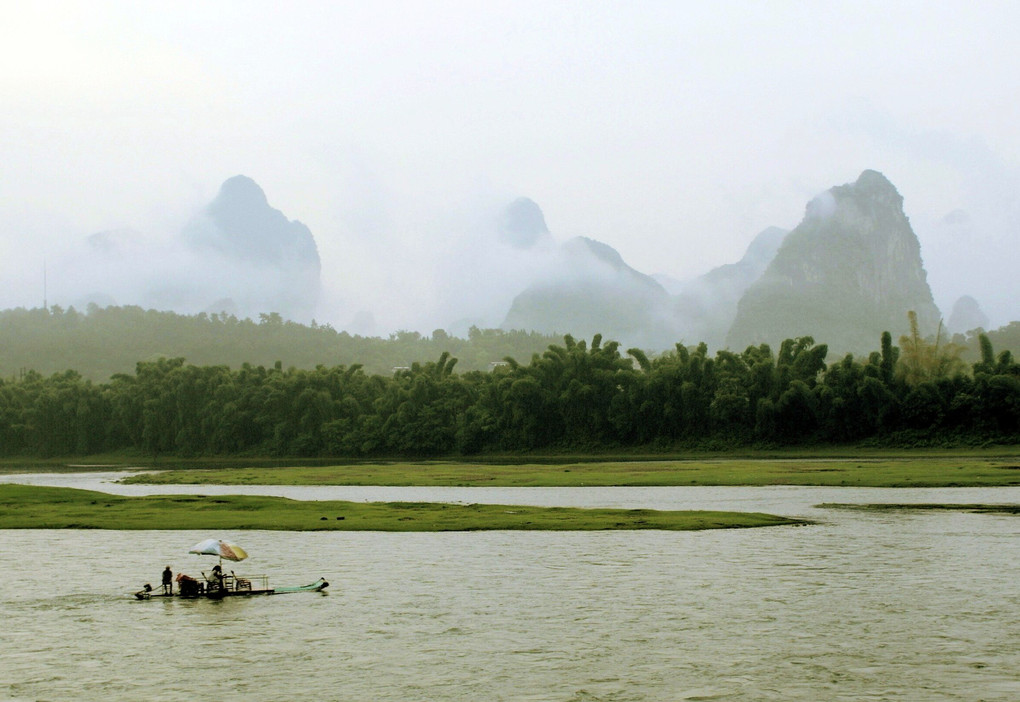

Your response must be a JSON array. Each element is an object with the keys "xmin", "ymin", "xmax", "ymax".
[{"xmin": 188, "ymin": 539, "xmax": 249, "ymax": 562}]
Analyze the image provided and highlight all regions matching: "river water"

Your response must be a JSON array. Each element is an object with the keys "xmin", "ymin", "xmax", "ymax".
[{"xmin": 1, "ymin": 473, "xmax": 1018, "ymax": 701}]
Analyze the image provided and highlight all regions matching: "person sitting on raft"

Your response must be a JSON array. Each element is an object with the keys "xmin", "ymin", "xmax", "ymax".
[{"xmin": 204, "ymin": 564, "xmax": 225, "ymax": 590}]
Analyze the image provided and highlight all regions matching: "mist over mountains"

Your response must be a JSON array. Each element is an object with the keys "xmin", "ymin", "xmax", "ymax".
[
  {"xmin": 669, "ymin": 226, "xmax": 787, "ymax": 349},
  {"xmin": 502, "ymin": 235, "xmax": 680, "ymax": 349},
  {"xmin": 499, "ymin": 169, "xmax": 987, "ymax": 354},
  {"xmin": 38, "ymin": 176, "xmax": 321, "ymax": 323},
  {"xmin": 182, "ymin": 175, "xmax": 321, "ymax": 320},
  {"xmin": 6, "ymin": 170, "xmax": 1006, "ymax": 354}
]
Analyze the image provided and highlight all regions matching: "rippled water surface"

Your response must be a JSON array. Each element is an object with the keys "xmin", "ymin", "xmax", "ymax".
[{"xmin": 1, "ymin": 474, "xmax": 1018, "ymax": 701}]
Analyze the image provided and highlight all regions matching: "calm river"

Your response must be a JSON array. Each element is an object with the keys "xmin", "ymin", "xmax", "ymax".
[{"xmin": 1, "ymin": 473, "xmax": 1018, "ymax": 701}]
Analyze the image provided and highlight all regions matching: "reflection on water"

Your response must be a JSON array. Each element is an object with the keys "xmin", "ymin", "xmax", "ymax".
[{"xmin": 1, "ymin": 474, "xmax": 1018, "ymax": 700}]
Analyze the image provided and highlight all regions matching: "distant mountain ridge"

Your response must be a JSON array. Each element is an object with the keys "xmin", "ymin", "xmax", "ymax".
[
  {"xmin": 495, "ymin": 202, "xmax": 787, "ymax": 351},
  {"xmin": 497, "ymin": 171, "xmax": 959, "ymax": 355},
  {"xmin": 64, "ymin": 176, "xmax": 323, "ymax": 323},
  {"xmin": 40, "ymin": 171, "xmax": 1000, "ymax": 353}
]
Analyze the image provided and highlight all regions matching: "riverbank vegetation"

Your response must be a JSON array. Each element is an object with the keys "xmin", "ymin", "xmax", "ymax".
[
  {"xmin": 119, "ymin": 457, "xmax": 1020, "ymax": 488},
  {"xmin": 0, "ymin": 485, "xmax": 806, "ymax": 531},
  {"xmin": 2, "ymin": 318, "xmax": 1019, "ymax": 460}
]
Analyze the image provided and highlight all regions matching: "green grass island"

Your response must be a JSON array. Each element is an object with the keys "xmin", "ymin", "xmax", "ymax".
[
  {"xmin": 0, "ymin": 485, "xmax": 807, "ymax": 532},
  {"xmin": 5, "ymin": 453, "xmax": 1018, "ymax": 531}
]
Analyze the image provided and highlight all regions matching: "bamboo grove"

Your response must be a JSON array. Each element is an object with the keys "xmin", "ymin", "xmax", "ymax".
[{"xmin": 1, "ymin": 329, "xmax": 1019, "ymax": 458}]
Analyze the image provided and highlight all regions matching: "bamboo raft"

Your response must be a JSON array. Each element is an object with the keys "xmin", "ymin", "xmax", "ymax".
[{"xmin": 135, "ymin": 572, "xmax": 329, "ymax": 600}]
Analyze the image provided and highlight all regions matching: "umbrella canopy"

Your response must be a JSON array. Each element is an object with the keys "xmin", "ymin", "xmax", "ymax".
[{"xmin": 189, "ymin": 539, "xmax": 249, "ymax": 562}]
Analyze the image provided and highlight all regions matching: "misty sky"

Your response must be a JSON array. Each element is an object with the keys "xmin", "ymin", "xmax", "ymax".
[{"xmin": 2, "ymin": 2, "xmax": 1018, "ymax": 333}]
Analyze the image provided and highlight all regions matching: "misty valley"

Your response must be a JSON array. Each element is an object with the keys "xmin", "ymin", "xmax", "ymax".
[{"xmin": 3, "ymin": 172, "xmax": 1020, "ymax": 457}]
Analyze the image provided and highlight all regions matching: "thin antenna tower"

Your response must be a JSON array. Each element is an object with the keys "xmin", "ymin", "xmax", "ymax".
[{"xmin": 43, "ymin": 258, "xmax": 48, "ymax": 310}]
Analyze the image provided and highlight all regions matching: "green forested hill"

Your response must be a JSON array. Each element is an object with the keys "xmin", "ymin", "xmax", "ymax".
[
  {"xmin": 2, "ymin": 304, "xmax": 1016, "ymax": 385},
  {"xmin": 0, "ymin": 305, "xmax": 561, "ymax": 381}
]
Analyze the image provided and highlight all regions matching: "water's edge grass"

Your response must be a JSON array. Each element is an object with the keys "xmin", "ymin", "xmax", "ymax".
[
  {"xmin": 3, "ymin": 445, "xmax": 1020, "ymax": 474},
  {"xmin": 104, "ymin": 456, "xmax": 1020, "ymax": 488},
  {"xmin": 819, "ymin": 503, "xmax": 1020, "ymax": 514}
]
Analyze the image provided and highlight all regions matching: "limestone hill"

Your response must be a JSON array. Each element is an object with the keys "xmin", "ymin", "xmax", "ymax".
[{"xmin": 726, "ymin": 170, "xmax": 941, "ymax": 354}]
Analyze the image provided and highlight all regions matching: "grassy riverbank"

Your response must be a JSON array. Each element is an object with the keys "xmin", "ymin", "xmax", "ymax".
[
  {"xmin": 0, "ymin": 485, "xmax": 807, "ymax": 531},
  {"xmin": 116, "ymin": 455, "xmax": 1020, "ymax": 488}
]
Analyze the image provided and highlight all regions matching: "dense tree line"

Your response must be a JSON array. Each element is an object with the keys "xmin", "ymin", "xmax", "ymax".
[{"xmin": 2, "ymin": 326, "xmax": 1018, "ymax": 458}]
